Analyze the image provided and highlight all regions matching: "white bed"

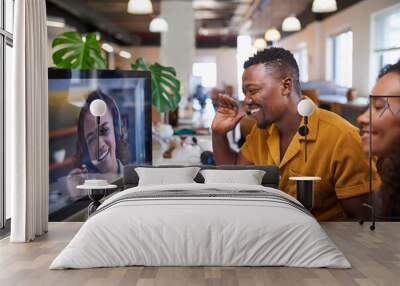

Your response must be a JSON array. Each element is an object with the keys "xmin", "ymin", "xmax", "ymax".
[{"xmin": 50, "ymin": 183, "xmax": 351, "ymax": 269}]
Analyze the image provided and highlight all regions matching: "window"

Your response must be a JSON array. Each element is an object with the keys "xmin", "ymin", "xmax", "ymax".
[
  {"xmin": 327, "ymin": 30, "xmax": 353, "ymax": 87},
  {"xmin": 192, "ymin": 62, "xmax": 217, "ymax": 88},
  {"xmin": 371, "ymin": 4, "xmax": 400, "ymax": 87},
  {"xmin": 1, "ymin": 0, "xmax": 14, "ymax": 229},
  {"xmin": 293, "ymin": 44, "xmax": 309, "ymax": 82}
]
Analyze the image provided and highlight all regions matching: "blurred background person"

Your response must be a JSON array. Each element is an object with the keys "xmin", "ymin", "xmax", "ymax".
[{"xmin": 193, "ymin": 84, "xmax": 208, "ymax": 112}]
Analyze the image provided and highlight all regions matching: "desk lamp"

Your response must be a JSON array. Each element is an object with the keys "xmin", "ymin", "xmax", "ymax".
[
  {"xmin": 90, "ymin": 99, "xmax": 107, "ymax": 162},
  {"xmin": 80, "ymin": 99, "xmax": 109, "ymax": 212},
  {"xmin": 297, "ymin": 98, "xmax": 315, "ymax": 162},
  {"xmin": 291, "ymin": 99, "xmax": 320, "ymax": 211}
]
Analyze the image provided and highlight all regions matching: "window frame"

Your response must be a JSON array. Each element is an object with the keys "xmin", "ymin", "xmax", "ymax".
[{"xmin": 1, "ymin": 0, "xmax": 14, "ymax": 230}]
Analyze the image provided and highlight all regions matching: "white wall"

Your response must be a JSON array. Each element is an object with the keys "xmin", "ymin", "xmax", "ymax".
[
  {"xmin": 195, "ymin": 48, "xmax": 238, "ymax": 94},
  {"xmin": 280, "ymin": 0, "xmax": 400, "ymax": 96}
]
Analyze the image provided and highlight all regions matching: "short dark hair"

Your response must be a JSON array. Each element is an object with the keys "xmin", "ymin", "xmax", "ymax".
[
  {"xmin": 244, "ymin": 47, "xmax": 301, "ymax": 94},
  {"xmin": 378, "ymin": 59, "xmax": 400, "ymax": 79}
]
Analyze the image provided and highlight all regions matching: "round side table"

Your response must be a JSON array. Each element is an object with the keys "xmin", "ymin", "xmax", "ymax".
[{"xmin": 77, "ymin": 184, "xmax": 117, "ymax": 216}]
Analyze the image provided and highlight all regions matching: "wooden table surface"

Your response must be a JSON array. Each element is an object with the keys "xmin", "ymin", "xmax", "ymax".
[{"xmin": 0, "ymin": 222, "xmax": 399, "ymax": 286}]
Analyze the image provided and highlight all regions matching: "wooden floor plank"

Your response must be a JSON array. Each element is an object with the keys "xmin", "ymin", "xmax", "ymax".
[{"xmin": 0, "ymin": 222, "xmax": 399, "ymax": 286}]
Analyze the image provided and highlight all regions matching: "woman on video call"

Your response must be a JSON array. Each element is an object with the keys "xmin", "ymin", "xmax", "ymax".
[
  {"xmin": 67, "ymin": 89, "xmax": 129, "ymax": 200},
  {"xmin": 358, "ymin": 60, "xmax": 400, "ymax": 217}
]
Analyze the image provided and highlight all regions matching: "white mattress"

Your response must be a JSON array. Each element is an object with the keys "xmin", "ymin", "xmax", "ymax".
[{"xmin": 50, "ymin": 183, "xmax": 351, "ymax": 269}]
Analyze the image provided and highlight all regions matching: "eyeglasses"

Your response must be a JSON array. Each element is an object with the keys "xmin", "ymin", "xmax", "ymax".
[{"xmin": 369, "ymin": 95, "xmax": 400, "ymax": 118}]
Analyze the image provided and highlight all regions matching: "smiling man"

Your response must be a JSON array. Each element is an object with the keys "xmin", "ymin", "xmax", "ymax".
[{"xmin": 211, "ymin": 47, "xmax": 380, "ymax": 221}]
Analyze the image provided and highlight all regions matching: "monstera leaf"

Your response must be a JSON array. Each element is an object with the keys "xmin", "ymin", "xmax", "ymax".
[
  {"xmin": 52, "ymin": 31, "xmax": 106, "ymax": 69},
  {"xmin": 131, "ymin": 58, "xmax": 181, "ymax": 113}
]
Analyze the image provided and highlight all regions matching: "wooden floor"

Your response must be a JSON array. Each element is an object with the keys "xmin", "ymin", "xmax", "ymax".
[{"xmin": 0, "ymin": 222, "xmax": 399, "ymax": 286}]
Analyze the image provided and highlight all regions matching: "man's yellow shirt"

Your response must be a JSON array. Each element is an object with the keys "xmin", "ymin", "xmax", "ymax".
[{"xmin": 240, "ymin": 107, "xmax": 380, "ymax": 221}]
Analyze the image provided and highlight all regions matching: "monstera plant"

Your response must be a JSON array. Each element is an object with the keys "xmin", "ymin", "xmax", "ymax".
[
  {"xmin": 52, "ymin": 31, "xmax": 106, "ymax": 69},
  {"xmin": 131, "ymin": 58, "xmax": 181, "ymax": 113},
  {"xmin": 52, "ymin": 32, "xmax": 181, "ymax": 113}
]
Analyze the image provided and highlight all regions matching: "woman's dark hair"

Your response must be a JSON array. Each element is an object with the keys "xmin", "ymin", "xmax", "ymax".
[
  {"xmin": 376, "ymin": 146, "xmax": 400, "ymax": 217},
  {"xmin": 74, "ymin": 89, "xmax": 128, "ymax": 171},
  {"xmin": 375, "ymin": 59, "xmax": 400, "ymax": 217},
  {"xmin": 378, "ymin": 59, "xmax": 400, "ymax": 79}
]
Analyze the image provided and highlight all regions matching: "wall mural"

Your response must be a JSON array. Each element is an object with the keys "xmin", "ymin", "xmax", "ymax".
[{"xmin": 48, "ymin": 69, "xmax": 152, "ymax": 219}]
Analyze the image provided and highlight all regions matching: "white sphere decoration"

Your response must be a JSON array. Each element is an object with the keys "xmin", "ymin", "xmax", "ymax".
[
  {"xmin": 297, "ymin": 99, "xmax": 315, "ymax": 117},
  {"xmin": 90, "ymin": 99, "xmax": 107, "ymax": 117}
]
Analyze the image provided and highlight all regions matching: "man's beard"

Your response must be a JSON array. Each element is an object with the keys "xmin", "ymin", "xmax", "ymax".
[{"xmin": 257, "ymin": 119, "xmax": 270, "ymax": 129}]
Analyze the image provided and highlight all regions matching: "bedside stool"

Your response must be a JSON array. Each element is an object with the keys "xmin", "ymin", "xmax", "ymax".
[
  {"xmin": 77, "ymin": 184, "xmax": 117, "ymax": 216},
  {"xmin": 289, "ymin": 176, "xmax": 321, "ymax": 210}
]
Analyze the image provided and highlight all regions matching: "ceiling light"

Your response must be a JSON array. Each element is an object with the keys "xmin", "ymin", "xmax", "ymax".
[
  {"xmin": 119, "ymin": 50, "xmax": 132, "ymax": 59},
  {"xmin": 102, "ymin": 43, "xmax": 114, "ymax": 53},
  {"xmin": 253, "ymin": 38, "xmax": 267, "ymax": 51},
  {"xmin": 264, "ymin": 28, "xmax": 281, "ymax": 42},
  {"xmin": 312, "ymin": 0, "xmax": 337, "ymax": 13},
  {"xmin": 46, "ymin": 17, "xmax": 65, "ymax": 28},
  {"xmin": 282, "ymin": 14, "xmax": 301, "ymax": 32},
  {"xmin": 149, "ymin": 16, "xmax": 169, "ymax": 33},
  {"xmin": 127, "ymin": 0, "xmax": 153, "ymax": 15}
]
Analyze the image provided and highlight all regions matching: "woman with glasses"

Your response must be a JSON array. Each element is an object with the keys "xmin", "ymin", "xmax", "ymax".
[{"xmin": 357, "ymin": 60, "xmax": 400, "ymax": 217}]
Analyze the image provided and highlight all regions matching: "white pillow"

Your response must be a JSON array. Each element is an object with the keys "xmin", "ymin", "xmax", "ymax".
[
  {"xmin": 135, "ymin": 167, "xmax": 200, "ymax": 186},
  {"xmin": 200, "ymin": 169, "xmax": 266, "ymax": 185}
]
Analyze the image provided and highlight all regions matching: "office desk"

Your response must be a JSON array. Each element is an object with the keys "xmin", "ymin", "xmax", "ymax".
[{"xmin": 152, "ymin": 135, "xmax": 213, "ymax": 165}]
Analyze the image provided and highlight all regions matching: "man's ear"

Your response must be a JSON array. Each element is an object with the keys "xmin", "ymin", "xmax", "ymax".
[{"xmin": 281, "ymin": 77, "xmax": 293, "ymax": 96}]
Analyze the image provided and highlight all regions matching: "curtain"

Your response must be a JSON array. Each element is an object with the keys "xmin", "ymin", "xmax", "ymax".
[{"xmin": 8, "ymin": 0, "xmax": 49, "ymax": 242}]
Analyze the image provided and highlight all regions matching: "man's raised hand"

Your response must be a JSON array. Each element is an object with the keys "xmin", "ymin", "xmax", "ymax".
[{"xmin": 211, "ymin": 94, "xmax": 246, "ymax": 135}]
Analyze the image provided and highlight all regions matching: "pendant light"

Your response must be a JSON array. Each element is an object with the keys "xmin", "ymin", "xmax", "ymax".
[
  {"xmin": 149, "ymin": 16, "xmax": 169, "ymax": 33},
  {"xmin": 127, "ymin": 0, "xmax": 153, "ymax": 15},
  {"xmin": 253, "ymin": 38, "xmax": 267, "ymax": 51},
  {"xmin": 312, "ymin": 0, "xmax": 337, "ymax": 13},
  {"xmin": 282, "ymin": 14, "xmax": 301, "ymax": 32},
  {"xmin": 264, "ymin": 27, "xmax": 281, "ymax": 42}
]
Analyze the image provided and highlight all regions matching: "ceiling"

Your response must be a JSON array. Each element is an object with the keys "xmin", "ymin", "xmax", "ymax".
[
  {"xmin": 249, "ymin": 0, "xmax": 311, "ymax": 36},
  {"xmin": 47, "ymin": 0, "xmax": 363, "ymax": 46},
  {"xmin": 82, "ymin": 0, "xmax": 257, "ymax": 36}
]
